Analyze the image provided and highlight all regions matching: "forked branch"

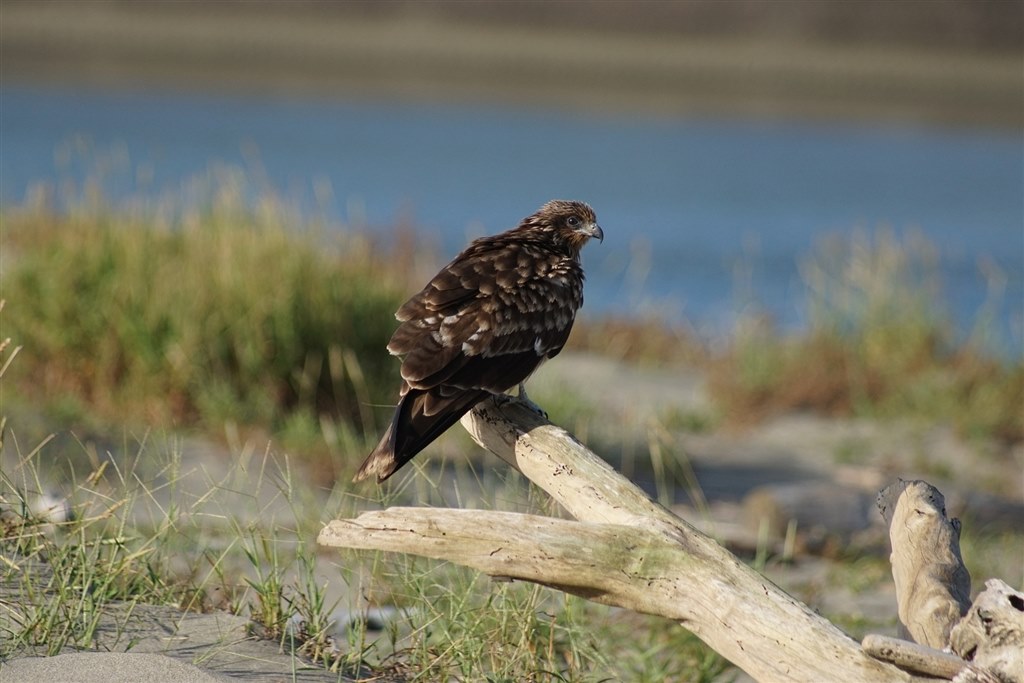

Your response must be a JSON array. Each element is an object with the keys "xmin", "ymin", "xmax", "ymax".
[{"xmin": 320, "ymin": 398, "xmax": 927, "ymax": 682}]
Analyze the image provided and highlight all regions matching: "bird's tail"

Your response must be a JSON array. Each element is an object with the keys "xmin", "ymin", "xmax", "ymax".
[{"xmin": 353, "ymin": 388, "xmax": 491, "ymax": 483}]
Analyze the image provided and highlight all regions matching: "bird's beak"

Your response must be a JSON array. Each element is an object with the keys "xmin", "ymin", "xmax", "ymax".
[{"xmin": 587, "ymin": 223, "xmax": 604, "ymax": 243}]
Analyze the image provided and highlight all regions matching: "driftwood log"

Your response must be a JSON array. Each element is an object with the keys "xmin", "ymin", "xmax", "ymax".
[{"xmin": 320, "ymin": 399, "xmax": 934, "ymax": 682}]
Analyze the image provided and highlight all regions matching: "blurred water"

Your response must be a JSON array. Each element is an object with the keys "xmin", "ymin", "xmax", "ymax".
[{"xmin": 2, "ymin": 85, "xmax": 1021, "ymax": 351}]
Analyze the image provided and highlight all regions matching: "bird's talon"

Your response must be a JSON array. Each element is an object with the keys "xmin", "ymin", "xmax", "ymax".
[
  {"xmin": 520, "ymin": 398, "xmax": 548, "ymax": 418},
  {"xmin": 489, "ymin": 393, "xmax": 511, "ymax": 406},
  {"xmin": 516, "ymin": 384, "xmax": 547, "ymax": 418}
]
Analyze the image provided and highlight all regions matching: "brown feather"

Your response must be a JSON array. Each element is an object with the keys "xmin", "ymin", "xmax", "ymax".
[{"xmin": 354, "ymin": 200, "xmax": 602, "ymax": 483}]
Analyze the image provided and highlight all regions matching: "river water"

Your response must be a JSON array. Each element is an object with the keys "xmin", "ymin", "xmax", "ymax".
[{"xmin": 2, "ymin": 85, "xmax": 1020, "ymax": 351}]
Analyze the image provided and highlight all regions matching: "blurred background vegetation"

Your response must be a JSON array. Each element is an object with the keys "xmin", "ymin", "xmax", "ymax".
[{"xmin": 2, "ymin": 0, "xmax": 1019, "ymax": 452}]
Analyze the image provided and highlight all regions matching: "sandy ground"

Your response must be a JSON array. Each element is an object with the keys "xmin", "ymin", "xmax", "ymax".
[
  {"xmin": 0, "ymin": 609, "xmax": 348, "ymax": 682},
  {"xmin": 4, "ymin": 652, "xmax": 228, "ymax": 683}
]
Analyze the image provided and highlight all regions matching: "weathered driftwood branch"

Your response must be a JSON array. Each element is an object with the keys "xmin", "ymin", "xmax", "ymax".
[
  {"xmin": 877, "ymin": 479, "xmax": 972, "ymax": 648},
  {"xmin": 321, "ymin": 509, "xmax": 711, "ymax": 611},
  {"xmin": 320, "ymin": 399, "xmax": 928, "ymax": 682}
]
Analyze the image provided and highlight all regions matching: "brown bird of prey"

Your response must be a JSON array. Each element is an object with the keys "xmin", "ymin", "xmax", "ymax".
[{"xmin": 354, "ymin": 200, "xmax": 603, "ymax": 483}]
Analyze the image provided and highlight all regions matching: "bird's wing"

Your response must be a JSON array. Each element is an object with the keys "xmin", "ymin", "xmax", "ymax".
[{"xmin": 386, "ymin": 239, "xmax": 581, "ymax": 397}]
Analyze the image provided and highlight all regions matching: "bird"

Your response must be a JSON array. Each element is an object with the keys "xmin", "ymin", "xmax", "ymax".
[{"xmin": 354, "ymin": 200, "xmax": 603, "ymax": 483}]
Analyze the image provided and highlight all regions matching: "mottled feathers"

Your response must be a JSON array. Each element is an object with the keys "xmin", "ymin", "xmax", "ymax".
[{"xmin": 354, "ymin": 200, "xmax": 603, "ymax": 482}]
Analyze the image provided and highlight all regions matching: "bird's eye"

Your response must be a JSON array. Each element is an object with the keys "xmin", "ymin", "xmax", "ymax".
[{"xmin": 566, "ymin": 215, "xmax": 580, "ymax": 227}]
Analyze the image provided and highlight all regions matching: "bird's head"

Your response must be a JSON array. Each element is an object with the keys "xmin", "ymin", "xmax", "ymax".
[{"xmin": 522, "ymin": 200, "xmax": 603, "ymax": 254}]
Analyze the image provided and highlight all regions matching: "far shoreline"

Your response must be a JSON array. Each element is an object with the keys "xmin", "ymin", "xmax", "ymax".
[{"xmin": 1, "ymin": 2, "xmax": 1021, "ymax": 130}]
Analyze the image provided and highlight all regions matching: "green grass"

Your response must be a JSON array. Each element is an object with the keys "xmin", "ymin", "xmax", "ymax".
[
  {"xmin": 0, "ymin": 420, "xmax": 733, "ymax": 681},
  {"xmin": 365, "ymin": 558, "xmax": 730, "ymax": 682},
  {"xmin": 1, "ymin": 445, "xmax": 178, "ymax": 657},
  {"xmin": 0, "ymin": 446, "xmax": 340, "ymax": 666},
  {"xmin": 3, "ymin": 195, "xmax": 404, "ymax": 456}
]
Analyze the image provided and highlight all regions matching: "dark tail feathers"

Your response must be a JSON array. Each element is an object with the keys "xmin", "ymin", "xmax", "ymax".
[{"xmin": 353, "ymin": 388, "xmax": 490, "ymax": 482}]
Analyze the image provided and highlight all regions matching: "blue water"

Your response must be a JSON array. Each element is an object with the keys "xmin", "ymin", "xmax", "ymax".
[{"xmin": 2, "ymin": 85, "xmax": 1021, "ymax": 351}]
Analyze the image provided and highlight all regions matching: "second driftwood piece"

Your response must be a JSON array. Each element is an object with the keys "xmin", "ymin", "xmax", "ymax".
[
  {"xmin": 865, "ymin": 479, "xmax": 1023, "ymax": 683},
  {"xmin": 877, "ymin": 479, "xmax": 972, "ymax": 648},
  {"xmin": 322, "ymin": 399, "xmax": 928, "ymax": 682}
]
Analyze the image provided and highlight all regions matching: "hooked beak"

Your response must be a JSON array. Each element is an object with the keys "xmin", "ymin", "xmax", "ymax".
[{"xmin": 586, "ymin": 222, "xmax": 604, "ymax": 243}]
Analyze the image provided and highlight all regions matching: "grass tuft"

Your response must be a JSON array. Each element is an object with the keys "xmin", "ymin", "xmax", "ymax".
[
  {"xmin": 3, "ymin": 195, "xmax": 405, "ymax": 448},
  {"xmin": 708, "ymin": 230, "xmax": 1023, "ymax": 444}
]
